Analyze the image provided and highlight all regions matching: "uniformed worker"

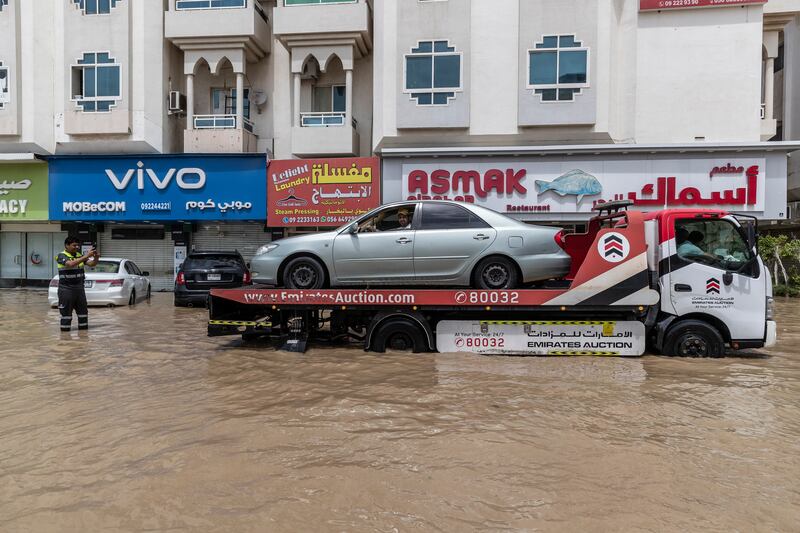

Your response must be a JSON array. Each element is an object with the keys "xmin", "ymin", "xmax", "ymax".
[{"xmin": 56, "ymin": 237, "xmax": 99, "ymax": 332}]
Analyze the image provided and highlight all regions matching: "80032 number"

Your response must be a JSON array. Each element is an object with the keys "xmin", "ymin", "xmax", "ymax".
[{"xmin": 458, "ymin": 291, "xmax": 520, "ymax": 304}]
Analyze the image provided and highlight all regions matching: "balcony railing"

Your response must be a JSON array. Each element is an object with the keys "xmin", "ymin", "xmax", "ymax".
[
  {"xmin": 194, "ymin": 114, "xmax": 254, "ymax": 132},
  {"xmin": 176, "ymin": 0, "xmax": 246, "ymax": 10},
  {"xmin": 300, "ymin": 112, "xmax": 347, "ymax": 127}
]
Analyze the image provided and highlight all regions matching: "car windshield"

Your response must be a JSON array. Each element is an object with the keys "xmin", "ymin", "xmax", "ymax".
[
  {"xmin": 85, "ymin": 261, "xmax": 121, "ymax": 274},
  {"xmin": 183, "ymin": 255, "xmax": 244, "ymax": 269}
]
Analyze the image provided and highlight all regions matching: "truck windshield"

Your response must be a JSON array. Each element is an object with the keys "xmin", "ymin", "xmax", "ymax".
[{"xmin": 675, "ymin": 218, "xmax": 754, "ymax": 273}]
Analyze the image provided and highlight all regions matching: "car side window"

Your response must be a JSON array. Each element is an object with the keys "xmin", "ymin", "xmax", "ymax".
[
  {"xmin": 124, "ymin": 262, "xmax": 136, "ymax": 275},
  {"xmin": 357, "ymin": 205, "xmax": 417, "ymax": 232},
  {"xmin": 675, "ymin": 218, "xmax": 756, "ymax": 276},
  {"xmin": 419, "ymin": 203, "xmax": 489, "ymax": 230},
  {"xmin": 130, "ymin": 262, "xmax": 142, "ymax": 275}
]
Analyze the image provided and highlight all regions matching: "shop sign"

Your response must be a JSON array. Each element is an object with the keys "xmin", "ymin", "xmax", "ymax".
[
  {"xmin": 640, "ymin": 0, "xmax": 766, "ymax": 11},
  {"xmin": 0, "ymin": 163, "xmax": 49, "ymax": 221},
  {"xmin": 402, "ymin": 157, "xmax": 769, "ymax": 216},
  {"xmin": 268, "ymin": 157, "xmax": 380, "ymax": 227},
  {"xmin": 49, "ymin": 154, "xmax": 267, "ymax": 221}
]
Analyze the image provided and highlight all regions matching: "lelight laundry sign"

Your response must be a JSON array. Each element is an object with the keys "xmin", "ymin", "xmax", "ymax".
[
  {"xmin": 49, "ymin": 154, "xmax": 267, "ymax": 221},
  {"xmin": 402, "ymin": 156, "xmax": 771, "ymax": 217},
  {"xmin": 0, "ymin": 163, "xmax": 49, "ymax": 220},
  {"xmin": 640, "ymin": 0, "xmax": 766, "ymax": 10}
]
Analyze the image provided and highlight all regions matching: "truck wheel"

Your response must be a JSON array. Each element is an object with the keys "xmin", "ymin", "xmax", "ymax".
[
  {"xmin": 472, "ymin": 257, "xmax": 519, "ymax": 289},
  {"xmin": 371, "ymin": 320, "xmax": 428, "ymax": 353},
  {"xmin": 663, "ymin": 320, "xmax": 725, "ymax": 358},
  {"xmin": 283, "ymin": 257, "xmax": 325, "ymax": 289}
]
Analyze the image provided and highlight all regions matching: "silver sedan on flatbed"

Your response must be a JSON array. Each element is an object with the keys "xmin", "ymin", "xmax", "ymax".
[{"xmin": 251, "ymin": 200, "xmax": 571, "ymax": 289}]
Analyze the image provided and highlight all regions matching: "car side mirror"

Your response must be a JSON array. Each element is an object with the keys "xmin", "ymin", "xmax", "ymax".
[
  {"xmin": 142, "ymin": 271, "xmax": 150, "ymax": 276},
  {"xmin": 349, "ymin": 223, "xmax": 359, "ymax": 234},
  {"xmin": 246, "ymin": 262, "xmax": 251, "ymax": 269}
]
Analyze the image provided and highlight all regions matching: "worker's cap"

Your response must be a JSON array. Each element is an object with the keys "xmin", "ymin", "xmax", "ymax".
[{"xmin": 397, "ymin": 208, "xmax": 411, "ymax": 216}]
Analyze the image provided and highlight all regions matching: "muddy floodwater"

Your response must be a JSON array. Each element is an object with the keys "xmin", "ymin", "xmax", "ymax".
[{"xmin": 1, "ymin": 290, "xmax": 799, "ymax": 531}]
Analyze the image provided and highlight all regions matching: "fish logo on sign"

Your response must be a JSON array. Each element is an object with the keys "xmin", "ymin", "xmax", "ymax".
[
  {"xmin": 597, "ymin": 232, "xmax": 630, "ymax": 263},
  {"xmin": 706, "ymin": 278, "xmax": 720, "ymax": 294},
  {"xmin": 535, "ymin": 169, "xmax": 603, "ymax": 203}
]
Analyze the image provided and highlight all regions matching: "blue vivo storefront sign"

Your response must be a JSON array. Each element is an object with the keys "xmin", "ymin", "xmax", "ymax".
[{"xmin": 48, "ymin": 154, "xmax": 267, "ymax": 221}]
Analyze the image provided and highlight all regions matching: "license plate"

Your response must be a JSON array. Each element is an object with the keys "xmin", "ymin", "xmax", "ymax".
[
  {"xmin": 84, "ymin": 280, "xmax": 93, "ymax": 288},
  {"xmin": 207, "ymin": 273, "xmax": 221, "ymax": 281}
]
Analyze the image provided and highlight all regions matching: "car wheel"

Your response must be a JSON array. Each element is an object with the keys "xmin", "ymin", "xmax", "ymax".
[
  {"xmin": 472, "ymin": 257, "xmax": 519, "ymax": 290},
  {"xmin": 663, "ymin": 320, "xmax": 725, "ymax": 358},
  {"xmin": 370, "ymin": 320, "xmax": 428, "ymax": 353},
  {"xmin": 128, "ymin": 289, "xmax": 136, "ymax": 306},
  {"xmin": 146, "ymin": 285, "xmax": 151, "ymax": 301},
  {"xmin": 283, "ymin": 256, "xmax": 325, "ymax": 289}
]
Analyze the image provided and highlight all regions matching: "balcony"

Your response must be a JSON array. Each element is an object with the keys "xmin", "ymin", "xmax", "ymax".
[
  {"xmin": 185, "ymin": 115, "xmax": 258, "ymax": 153},
  {"xmin": 165, "ymin": 0, "xmax": 271, "ymax": 61},
  {"xmin": 273, "ymin": 0, "xmax": 372, "ymax": 57},
  {"xmin": 291, "ymin": 117, "xmax": 359, "ymax": 157}
]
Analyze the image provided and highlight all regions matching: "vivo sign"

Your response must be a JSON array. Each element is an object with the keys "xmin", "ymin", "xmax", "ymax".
[
  {"xmin": 49, "ymin": 155, "xmax": 267, "ymax": 221},
  {"xmin": 106, "ymin": 161, "xmax": 206, "ymax": 191}
]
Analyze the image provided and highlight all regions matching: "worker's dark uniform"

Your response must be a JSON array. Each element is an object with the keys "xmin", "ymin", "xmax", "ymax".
[{"xmin": 56, "ymin": 250, "xmax": 88, "ymax": 331}]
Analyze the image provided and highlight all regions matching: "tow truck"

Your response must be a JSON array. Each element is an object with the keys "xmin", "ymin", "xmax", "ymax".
[{"xmin": 207, "ymin": 202, "xmax": 777, "ymax": 357}]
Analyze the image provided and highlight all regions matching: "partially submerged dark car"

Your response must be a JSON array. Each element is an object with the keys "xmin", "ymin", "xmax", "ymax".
[{"xmin": 174, "ymin": 251, "xmax": 251, "ymax": 307}]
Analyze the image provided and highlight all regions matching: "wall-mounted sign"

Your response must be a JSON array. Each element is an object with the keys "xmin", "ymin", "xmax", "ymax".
[
  {"xmin": 401, "ymin": 157, "xmax": 773, "ymax": 216},
  {"xmin": 267, "ymin": 157, "xmax": 381, "ymax": 227},
  {"xmin": 49, "ymin": 154, "xmax": 267, "ymax": 221},
  {"xmin": 0, "ymin": 163, "xmax": 48, "ymax": 220},
  {"xmin": 640, "ymin": 0, "xmax": 766, "ymax": 11}
]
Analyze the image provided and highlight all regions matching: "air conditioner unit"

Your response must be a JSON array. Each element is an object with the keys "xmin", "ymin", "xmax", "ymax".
[{"xmin": 169, "ymin": 90, "xmax": 186, "ymax": 113}]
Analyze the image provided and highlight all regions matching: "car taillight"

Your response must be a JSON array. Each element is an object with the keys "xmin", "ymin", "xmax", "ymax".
[
  {"xmin": 176, "ymin": 272, "xmax": 185, "ymax": 286},
  {"xmin": 109, "ymin": 279, "xmax": 124, "ymax": 287},
  {"xmin": 243, "ymin": 271, "xmax": 252, "ymax": 284},
  {"xmin": 554, "ymin": 230, "xmax": 566, "ymax": 248},
  {"xmin": 49, "ymin": 279, "xmax": 59, "ymax": 287}
]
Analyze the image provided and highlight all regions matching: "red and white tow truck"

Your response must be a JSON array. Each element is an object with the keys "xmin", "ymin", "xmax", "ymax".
[{"xmin": 208, "ymin": 202, "xmax": 776, "ymax": 357}]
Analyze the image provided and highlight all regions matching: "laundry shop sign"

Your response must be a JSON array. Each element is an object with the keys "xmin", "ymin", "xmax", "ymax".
[
  {"xmin": 49, "ymin": 154, "xmax": 267, "ymax": 221},
  {"xmin": 0, "ymin": 163, "xmax": 49, "ymax": 221},
  {"xmin": 401, "ymin": 156, "xmax": 781, "ymax": 218}
]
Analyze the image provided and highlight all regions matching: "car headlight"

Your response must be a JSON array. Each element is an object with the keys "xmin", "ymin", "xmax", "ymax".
[{"xmin": 255, "ymin": 243, "xmax": 279, "ymax": 256}]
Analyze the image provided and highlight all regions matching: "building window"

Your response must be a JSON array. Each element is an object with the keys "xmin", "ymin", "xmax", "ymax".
[
  {"xmin": 528, "ymin": 35, "xmax": 589, "ymax": 102},
  {"xmin": 211, "ymin": 87, "xmax": 251, "ymax": 119},
  {"xmin": 0, "ymin": 1, "xmax": 8, "ymax": 12},
  {"xmin": 71, "ymin": 52, "xmax": 121, "ymax": 112},
  {"xmin": 72, "ymin": 0, "xmax": 122, "ymax": 15},
  {"xmin": 312, "ymin": 85, "xmax": 346, "ymax": 113},
  {"xmin": 0, "ymin": 63, "xmax": 8, "ymax": 109},
  {"xmin": 404, "ymin": 40, "xmax": 461, "ymax": 106},
  {"xmin": 176, "ymin": 0, "xmax": 246, "ymax": 9},
  {"xmin": 284, "ymin": 0, "xmax": 355, "ymax": 5}
]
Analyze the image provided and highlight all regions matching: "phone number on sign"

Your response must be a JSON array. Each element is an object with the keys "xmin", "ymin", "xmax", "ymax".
[
  {"xmin": 281, "ymin": 216, "xmax": 356, "ymax": 224},
  {"xmin": 141, "ymin": 202, "xmax": 171, "ymax": 212}
]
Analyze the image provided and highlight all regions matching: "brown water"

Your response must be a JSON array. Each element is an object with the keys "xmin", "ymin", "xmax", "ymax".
[{"xmin": 0, "ymin": 290, "xmax": 798, "ymax": 532}]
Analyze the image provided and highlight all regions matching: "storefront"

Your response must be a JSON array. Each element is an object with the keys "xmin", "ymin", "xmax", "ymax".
[
  {"xmin": 380, "ymin": 144, "xmax": 796, "ymax": 226},
  {"xmin": 0, "ymin": 156, "xmax": 65, "ymax": 287},
  {"xmin": 49, "ymin": 154, "xmax": 267, "ymax": 291},
  {"xmin": 267, "ymin": 157, "xmax": 381, "ymax": 237}
]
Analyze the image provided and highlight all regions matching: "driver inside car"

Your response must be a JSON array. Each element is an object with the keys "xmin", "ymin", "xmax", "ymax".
[
  {"xmin": 677, "ymin": 229, "xmax": 720, "ymax": 263},
  {"xmin": 359, "ymin": 208, "xmax": 413, "ymax": 232}
]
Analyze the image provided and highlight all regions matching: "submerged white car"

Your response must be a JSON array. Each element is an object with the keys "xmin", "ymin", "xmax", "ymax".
[{"xmin": 49, "ymin": 258, "xmax": 152, "ymax": 307}]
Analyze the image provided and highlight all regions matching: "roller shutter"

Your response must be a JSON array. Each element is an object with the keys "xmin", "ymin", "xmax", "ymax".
[
  {"xmin": 99, "ymin": 227, "xmax": 175, "ymax": 292},
  {"xmin": 191, "ymin": 223, "xmax": 269, "ymax": 264}
]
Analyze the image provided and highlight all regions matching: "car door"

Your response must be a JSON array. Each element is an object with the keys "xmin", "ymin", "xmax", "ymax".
[
  {"xmin": 332, "ymin": 204, "xmax": 417, "ymax": 283},
  {"xmin": 663, "ymin": 215, "xmax": 766, "ymax": 340},
  {"xmin": 413, "ymin": 203, "xmax": 497, "ymax": 282},
  {"xmin": 129, "ymin": 261, "xmax": 145, "ymax": 296},
  {"xmin": 122, "ymin": 261, "xmax": 138, "ymax": 298}
]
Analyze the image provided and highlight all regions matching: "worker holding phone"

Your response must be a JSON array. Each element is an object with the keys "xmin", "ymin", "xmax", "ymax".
[{"xmin": 55, "ymin": 237, "xmax": 99, "ymax": 331}]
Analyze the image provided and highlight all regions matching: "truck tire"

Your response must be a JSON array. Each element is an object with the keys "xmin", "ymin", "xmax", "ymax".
[
  {"xmin": 663, "ymin": 320, "xmax": 725, "ymax": 358},
  {"xmin": 472, "ymin": 256, "xmax": 519, "ymax": 289},
  {"xmin": 283, "ymin": 256, "xmax": 325, "ymax": 289},
  {"xmin": 370, "ymin": 319, "xmax": 428, "ymax": 353}
]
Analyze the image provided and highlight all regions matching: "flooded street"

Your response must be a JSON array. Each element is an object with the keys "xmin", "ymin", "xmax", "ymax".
[{"xmin": 1, "ymin": 290, "xmax": 799, "ymax": 532}]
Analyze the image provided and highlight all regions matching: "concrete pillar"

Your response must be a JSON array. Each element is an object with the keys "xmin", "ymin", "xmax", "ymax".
[
  {"xmin": 236, "ymin": 72, "xmax": 244, "ymax": 129},
  {"xmin": 186, "ymin": 73, "xmax": 194, "ymax": 130},
  {"xmin": 293, "ymin": 73, "xmax": 301, "ymax": 127},
  {"xmin": 345, "ymin": 68, "xmax": 353, "ymax": 127},
  {"xmin": 765, "ymin": 57, "xmax": 775, "ymax": 121}
]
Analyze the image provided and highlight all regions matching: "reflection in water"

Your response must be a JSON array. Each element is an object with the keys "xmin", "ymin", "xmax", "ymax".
[{"xmin": 1, "ymin": 291, "xmax": 799, "ymax": 531}]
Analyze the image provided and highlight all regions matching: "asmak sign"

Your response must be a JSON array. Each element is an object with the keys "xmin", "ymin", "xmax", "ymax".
[
  {"xmin": 640, "ymin": 0, "xmax": 766, "ymax": 11},
  {"xmin": 268, "ymin": 157, "xmax": 380, "ymax": 227},
  {"xmin": 0, "ymin": 163, "xmax": 49, "ymax": 221},
  {"xmin": 49, "ymin": 154, "xmax": 267, "ymax": 221},
  {"xmin": 402, "ymin": 157, "xmax": 769, "ymax": 216}
]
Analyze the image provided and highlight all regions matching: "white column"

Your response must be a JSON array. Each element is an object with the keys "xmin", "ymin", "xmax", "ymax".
[
  {"xmin": 293, "ymin": 73, "xmax": 301, "ymax": 127},
  {"xmin": 236, "ymin": 72, "xmax": 244, "ymax": 129},
  {"xmin": 186, "ymin": 73, "xmax": 194, "ymax": 130},
  {"xmin": 764, "ymin": 57, "xmax": 775, "ymax": 121},
  {"xmin": 345, "ymin": 68, "xmax": 353, "ymax": 127}
]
